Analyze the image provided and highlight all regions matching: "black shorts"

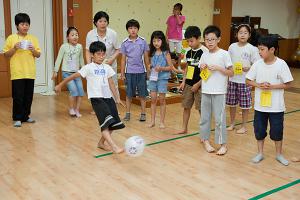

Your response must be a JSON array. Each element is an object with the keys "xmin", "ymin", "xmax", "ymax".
[
  {"xmin": 91, "ymin": 98, "xmax": 125, "ymax": 131},
  {"xmin": 253, "ymin": 110, "xmax": 284, "ymax": 141}
]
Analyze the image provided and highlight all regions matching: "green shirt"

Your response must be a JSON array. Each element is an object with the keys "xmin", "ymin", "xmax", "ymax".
[{"xmin": 54, "ymin": 43, "xmax": 84, "ymax": 72}]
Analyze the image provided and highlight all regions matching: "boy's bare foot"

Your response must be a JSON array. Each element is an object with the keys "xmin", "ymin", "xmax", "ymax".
[
  {"xmin": 236, "ymin": 127, "xmax": 247, "ymax": 134},
  {"xmin": 159, "ymin": 123, "xmax": 165, "ymax": 129},
  {"xmin": 112, "ymin": 147, "xmax": 124, "ymax": 154},
  {"xmin": 97, "ymin": 143, "xmax": 111, "ymax": 151},
  {"xmin": 176, "ymin": 129, "xmax": 187, "ymax": 134},
  {"xmin": 148, "ymin": 123, "xmax": 155, "ymax": 128},
  {"xmin": 216, "ymin": 145, "xmax": 227, "ymax": 155},
  {"xmin": 90, "ymin": 111, "xmax": 95, "ymax": 115},
  {"xmin": 226, "ymin": 125, "xmax": 235, "ymax": 131},
  {"xmin": 291, "ymin": 157, "xmax": 300, "ymax": 162},
  {"xmin": 203, "ymin": 140, "xmax": 215, "ymax": 153}
]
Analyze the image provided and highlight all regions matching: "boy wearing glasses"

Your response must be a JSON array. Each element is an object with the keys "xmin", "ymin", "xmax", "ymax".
[{"xmin": 198, "ymin": 25, "xmax": 234, "ymax": 155}]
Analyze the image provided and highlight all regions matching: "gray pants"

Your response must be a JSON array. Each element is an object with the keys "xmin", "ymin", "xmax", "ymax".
[{"xmin": 200, "ymin": 93, "xmax": 227, "ymax": 144}]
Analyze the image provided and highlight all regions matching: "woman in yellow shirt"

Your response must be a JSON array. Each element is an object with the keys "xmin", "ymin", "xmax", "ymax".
[{"xmin": 3, "ymin": 13, "xmax": 41, "ymax": 127}]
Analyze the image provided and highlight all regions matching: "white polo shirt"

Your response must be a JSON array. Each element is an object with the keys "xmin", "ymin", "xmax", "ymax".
[{"xmin": 86, "ymin": 28, "xmax": 120, "ymax": 68}]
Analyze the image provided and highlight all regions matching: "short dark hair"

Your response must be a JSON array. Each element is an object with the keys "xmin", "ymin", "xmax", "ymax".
[
  {"xmin": 149, "ymin": 30, "xmax": 169, "ymax": 56},
  {"xmin": 184, "ymin": 26, "xmax": 201, "ymax": 39},
  {"xmin": 126, "ymin": 19, "xmax": 140, "ymax": 30},
  {"xmin": 15, "ymin": 13, "xmax": 30, "ymax": 27},
  {"xmin": 89, "ymin": 41, "xmax": 106, "ymax": 54},
  {"xmin": 93, "ymin": 11, "xmax": 109, "ymax": 26},
  {"xmin": 174, "ymin": 3, "xmax": 183, "ymax": 11},
  {"xmin": 203, "ymin": 25, "xmax": 221, "ymax": 38},
  {"xmin": 66, "ymin": 26, "xmax": 79, "ymax": 37},
  {"xmin": 170, "ymin": 52, "xmax": 179, "ymax": 60},
  {"xmin": 257, "ymin": 34, "xmax": 279, "ymax": 50}
]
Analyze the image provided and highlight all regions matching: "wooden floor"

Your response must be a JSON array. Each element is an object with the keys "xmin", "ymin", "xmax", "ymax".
[{"xmin": 0, "ymin": 68, "xmax": 300, "ymax": 200}]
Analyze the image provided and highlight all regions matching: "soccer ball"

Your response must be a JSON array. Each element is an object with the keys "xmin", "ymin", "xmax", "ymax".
[{"xmin": 125, "ymin": 136, "xmax": 145, "ymax": 157}]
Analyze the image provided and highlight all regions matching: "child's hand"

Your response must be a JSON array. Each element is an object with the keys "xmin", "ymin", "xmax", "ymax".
[
  {"xmin": 155, "ymin": 66, "xmax": 161, "ymax": 72},
  {"xmin": 51, "ymin": 72, "xmax": 57, "ymax": 80},
  {"xmin": 191, "ymin": 84, "xmax": 200, "ymax": 92},
  {"xmin": 54, "ymin": 85, "xmax": 62, "ymax": 93},
  {"xmin": 28, "ymin": 44, "xmax": 35, "ymax": 51},
  {"xmin": 242, "ymin": 66, "xmax": 251, "ymax": 72},
  {"xmin": 104, "ymin": 59, "xmax": 113, "ymax": 66},
  {"xmin": 200, "ymin": 64, "xmax": 208, "ymax": 70},
  {"xmin": 120, "ymin": 73, "xmax": 125, "ymax": 81},
  {"xmin": 208, "ymin": 65, "xmax": 220, "ymax": 71},
  {"xmin": 258, "ymin": 82, "xmax": 270, "ymax": 89},
  {"xmin": 116, "ymin": 99, "xmax": 126, "ymax": 108},
  {"xmin": 179, "ymin": 82, "xmax": 185, "ymax": 90},
  {"xmin": 14, "ymin": 42, "xmax": 21, "ymax": 50}
]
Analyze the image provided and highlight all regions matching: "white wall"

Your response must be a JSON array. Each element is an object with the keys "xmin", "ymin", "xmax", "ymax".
[{"xmin": 232, "ymin": 0, "xmax": 300, "ymax": 38}]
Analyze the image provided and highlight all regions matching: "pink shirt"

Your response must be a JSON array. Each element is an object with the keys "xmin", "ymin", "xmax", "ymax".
[{"xmin": 166, "ymin": 15, "xmax": 185, "ymax": 40}]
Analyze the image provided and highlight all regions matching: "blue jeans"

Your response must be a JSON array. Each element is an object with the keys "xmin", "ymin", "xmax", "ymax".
[{"xmin": 62, "ymin": 72, "xmax": 85, "ymax": 97}]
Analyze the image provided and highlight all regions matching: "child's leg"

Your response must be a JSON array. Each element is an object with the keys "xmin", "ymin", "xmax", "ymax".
[
  {"xmin": 227, "ymin": 107, "xmax": 236, "ymax": 130},
  {"xmin": 236, "ymin": 109, "xmax": 249, "ymax": 134},
  {"xmin": 252, "ymin": 111, "xmax": 268, "ymax": 163},
  {"xmin": 158, "ymin": 93, "xmax": 166, "ymax": 128},
  {"xmin": 101, "ymin": 128, "xmax": 123, "ymax": 154},
  {"xmin": 178, "ymin": 108, "xmax": 191, "ymax": 134},
  {"xmin": 97, "ymin": 136, "xmax": 111, "ymax": 151},
  {"xmin": 200, "ymin": 94, "xmax": 215, "ymax": 152},
  {"xmin": 269, "ymin": 112, "xmax": 288, "ymax": 165},
  {"xmin": 23, "ymin": 79, "xmax": 35, "ymax": 122},
  {"xmin": 68, "ymin": 96, "xmax": 76, "ymax": 115},
  {"xmin": 212, "ymin": 94, "xmax": 227, "ymax": 145},
  {"xmin": 74, "ymin": 96, "xmax": 82, "ymax": 117},
  {"xmin": 149, "ymin": 91, "xmax": 157, "ymax": 127}
]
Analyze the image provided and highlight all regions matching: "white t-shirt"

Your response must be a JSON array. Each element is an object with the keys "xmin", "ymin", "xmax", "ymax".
[
  {"xmin": 78, "ymin": 62, "xmax": 115, "ymax": 99},
  {"xmin": 246, "ymin": 58, "xmax": 293, "ymax": 112},
  {"xmin": 228, "ymin": 43, "xmax": 260, "ymax": 83},
  {"xmin": 198, "ymin": 49, "xmax": 233, "ymax": 94},
  {"xmin": 85, "ymin": 28, "xmax": 120, "ymax": 68}
]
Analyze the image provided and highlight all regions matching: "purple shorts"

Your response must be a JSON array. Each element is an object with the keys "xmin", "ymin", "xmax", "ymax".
[{"xmin": 226, "ymin": 81, "xmax": 252, "ymax": 109}]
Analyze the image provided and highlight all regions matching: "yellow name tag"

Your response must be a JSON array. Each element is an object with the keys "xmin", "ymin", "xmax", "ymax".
[
  {"xmin": 200, "ymin": 68, "xmax": 211, "ymax": 81},
  {"xmin": 186, "ymin": 66, "xmax": 194, "ymax": 80},
  {"xmin": 260, "ymin": 90, "xmax": 272, "ymax": 107},
  {"xmin": 234, "ymin": 62, "xmax": 243, "ymax": 75}
]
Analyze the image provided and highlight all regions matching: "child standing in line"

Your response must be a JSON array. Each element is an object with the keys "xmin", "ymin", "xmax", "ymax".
[
  {"xmin": 166, "ymin": 3, "xmax": 185, "ymax": 54},
  {"xmin": 198, "ymin": 25, "xmax": 234, "ymax": 155},
  {"xmin": 226, "ymin": 24, "xmax": 260, "ymax": 133},
  {"xmin": 246, "ymin": 35, "xmax": 293, "ymax": 166},
  {"xmin": 148, "ymin": 31, "xmax": 173, "ymax": 128},
  {"xmin": 52, "ymin": 27, "xmax": 85, "ymax": 117},
  {"xmin": 120, "ymin": 19, "xmax": 150, "ymax": 122},
  {"xmin": 178, "ymin": 26, "xmax": 208, "ymax": 134},
  {"xmin": 3, "ymin": 13, "xmax": 41, "ymax": 127},
  {"xmin": 55, "ymin": 41, "xmax": 125, "ymax": 153}
]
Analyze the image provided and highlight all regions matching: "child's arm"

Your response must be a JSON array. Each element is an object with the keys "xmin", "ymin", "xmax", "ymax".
[
  {"xmin": 108, "ymin": 77, "xmax": 125, "ymax": 106},
  {"xmin": 144, "ymin": 51, "xmax": 150, "ymax": 72},
  {"xmin": 191, "ymin": 80, "xmax": 201, "ymax": 92},
  {"xmin": 155, "ymin": 52, "xmax": 173, "ymax": 72},
  {"xmin": 55, "ymin": 72, "xmax": 81, "ymax": 93},
  {"xmin": 179, "ymin": 67, "xmax": 187, "ymax": 90},
  {"xmin": 4, "ymin": 42, "xmax": 21, "ymax": 57},
  {"xmin": 79, "ymin": 45, "xmax": 85, "ymax": 67},
  {"xmin": 175, "ymin": 15, "xmax": 185, "ymax": 26},
  {"xmin": 52, "ymin": 46, "xmax": 65, "ymax": 80},
  {"xmin": 268, "ymin": 81, "xmax": 293, "ymax": 90},
  {"xmin": 28, "ymin": 44, "xmax": 40, "ymax": 58},
  {"xmin": 246, "ymin": 79, "xmax": 271, "ymax": 89},
  {"xmin": 120, "ymin": 54, "xmax": 126, "ymax": 80},
  {"xmin": 208, "ymin": 65, "xmax": 234, "ymax": 77}
]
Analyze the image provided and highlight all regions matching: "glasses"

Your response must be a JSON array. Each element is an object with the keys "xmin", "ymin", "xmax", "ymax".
[{"xmin": 204, "ymin": 38, "xmax": 218, "ymax": 42}]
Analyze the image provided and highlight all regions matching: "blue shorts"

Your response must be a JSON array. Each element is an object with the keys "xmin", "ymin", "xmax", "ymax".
[
  {"xmin": 253, "ymin": 110, "xmax": 284, "ymax": 141},
  {"xmin": 62, "ymin": 71, "xmax": 85, "ymax": 97},
  {"xmin": 148, "ymin": 79, "xmax": 168, "ymax": 93},
  {"xmin": 125, "ymin": 73, "xmax": 148, "ymax": 98}
]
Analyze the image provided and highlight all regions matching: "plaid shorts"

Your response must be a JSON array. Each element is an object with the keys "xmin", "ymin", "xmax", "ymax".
[{"xmin": 226, "ymin": 81, "xmax": 252, "ymax": 109}]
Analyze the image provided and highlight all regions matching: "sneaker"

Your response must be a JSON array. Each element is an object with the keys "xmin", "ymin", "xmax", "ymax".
[
  {"xmin": 26, "ymin": 118, "xmax": 36, "ymax": 123},
  {"xmin": 139, "ymin": 113, "xmax": 146, "ymax": 122},
  {"xmin": 13, "ymin": 121, "xmax": 22, "ymax": 127},
  {"xmin": 276, "ymin": 154, "xmax": 289, "ymax": 166},
  {"xmin": 69, "ymin": 108, "xmax": 76, "ymax": 116},
  {"xmin": 123, "ymin": 112, "xmax": 130, "ymax": 121}
]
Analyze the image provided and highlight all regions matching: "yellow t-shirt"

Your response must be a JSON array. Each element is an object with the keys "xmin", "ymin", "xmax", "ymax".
[{"xmin": 3, "ymin": 34, "xmax": 40, "ymax": 80}]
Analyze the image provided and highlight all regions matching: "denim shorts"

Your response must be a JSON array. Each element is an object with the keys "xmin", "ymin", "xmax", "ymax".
[
  {"xmin": 62, "ymin": 71, "xmax": 85, "ymax": 97},
  {"xmin": 253, "ymin": 110, "xmax": 284, "ymax": 141},
  {"xmin": 125, "ymin": 73, "xmax": 148, "ymax": 98},
  {"xmin": 148, "ymin": 79, "xmax": 168, "ymax": 93}
]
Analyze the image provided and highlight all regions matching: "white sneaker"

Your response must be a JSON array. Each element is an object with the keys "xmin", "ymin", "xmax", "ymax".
[{"xmin": 69, "ymin": 108, "xmax": 76, "ymax": 116}]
